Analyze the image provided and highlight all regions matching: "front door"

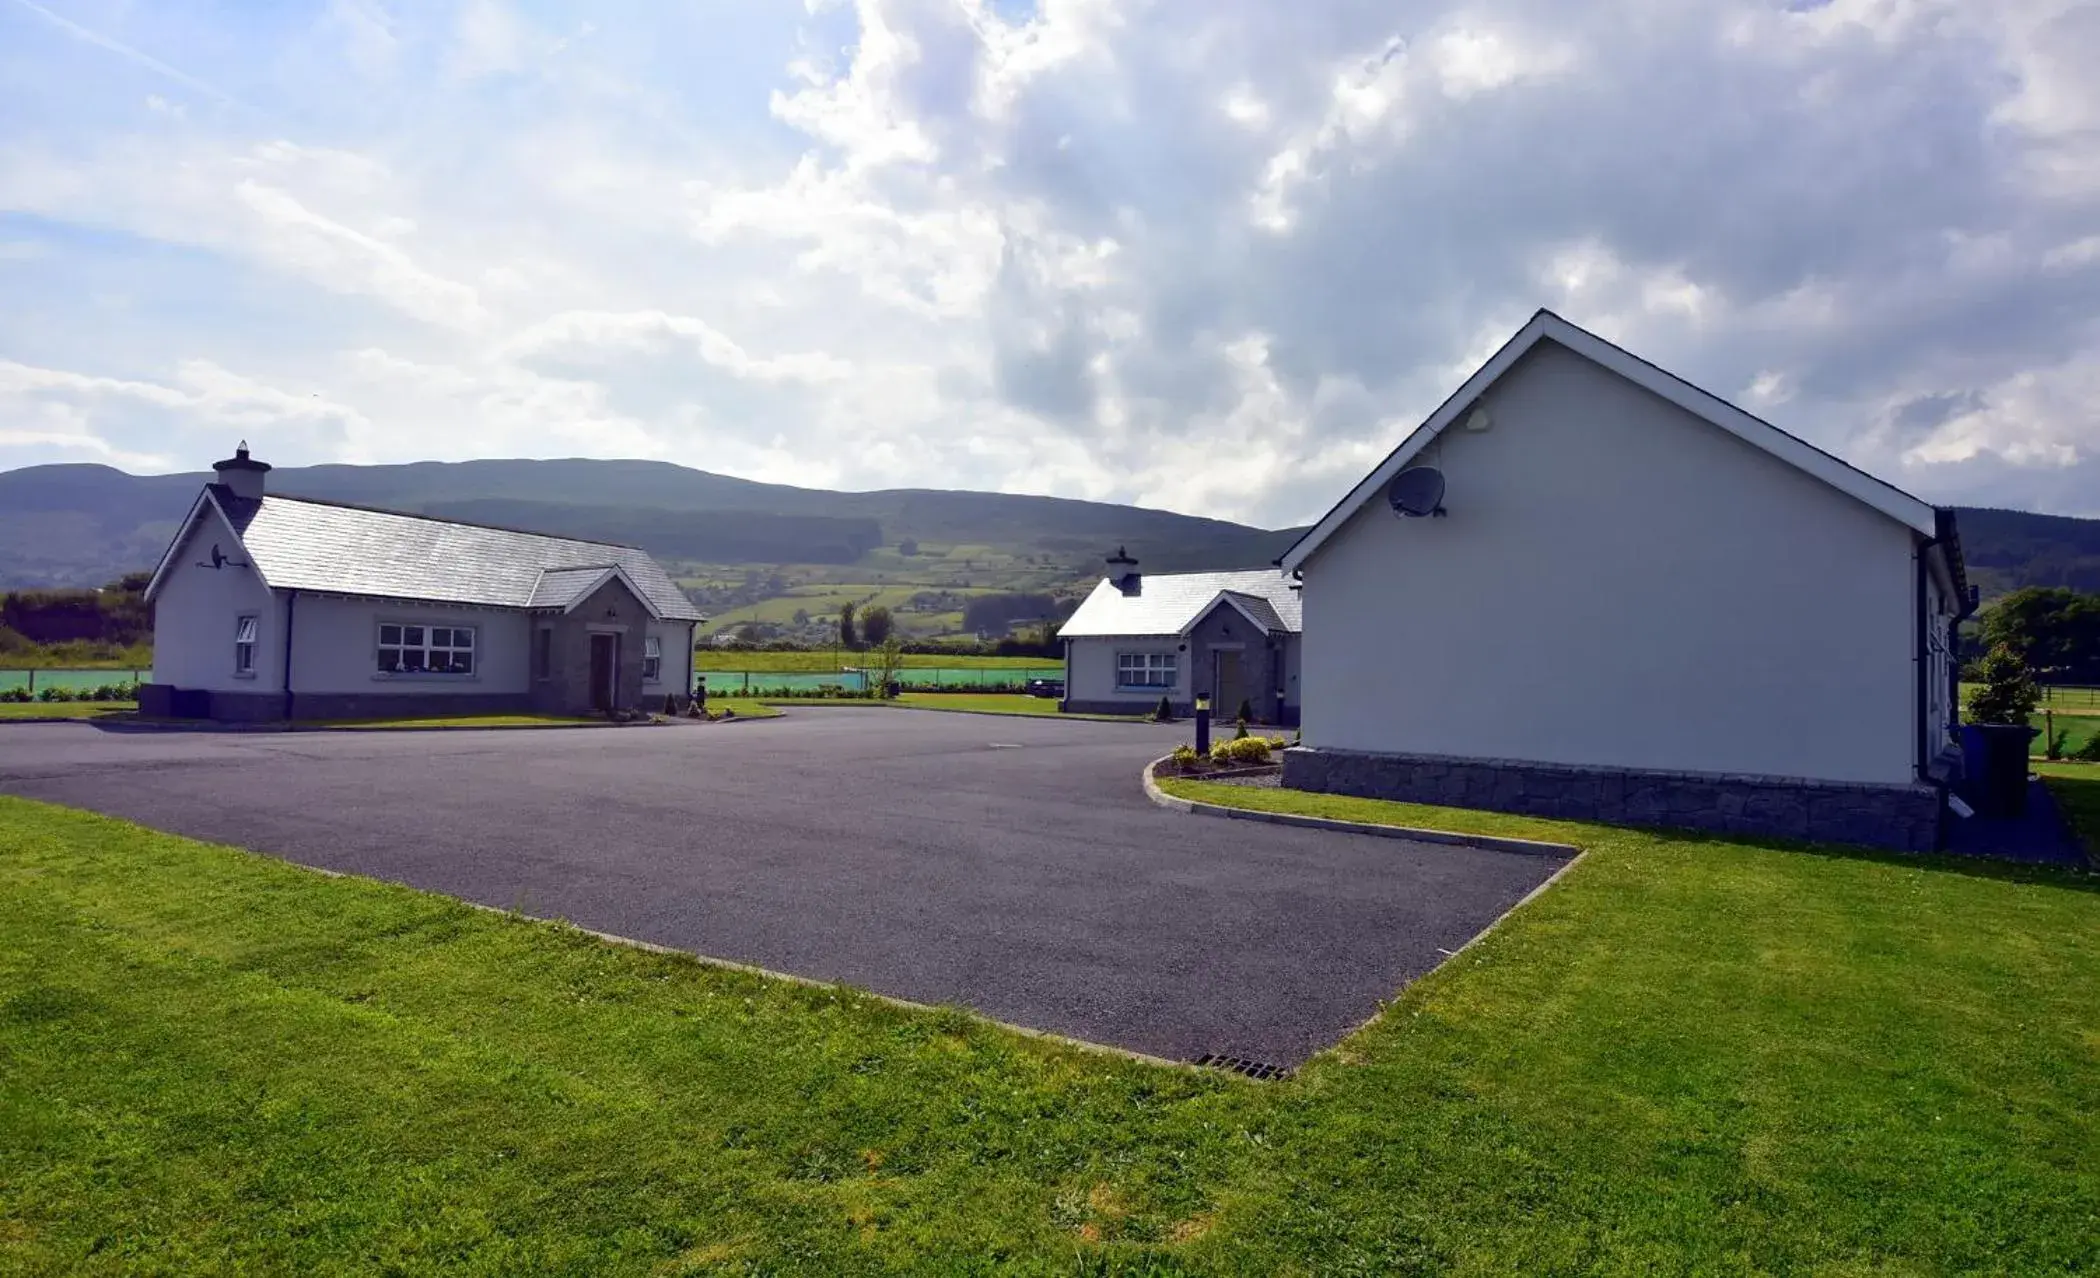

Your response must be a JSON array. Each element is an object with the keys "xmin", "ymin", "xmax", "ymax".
[
  {"xmin": 589, "ymin": 633, "xmax": 618, "ymax": 712},
  {"xmin": 1213, "ymin": 649, "xmax": 1246, "ymax": 721}
]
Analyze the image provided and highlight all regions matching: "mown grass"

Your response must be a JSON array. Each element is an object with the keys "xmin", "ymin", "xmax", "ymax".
[
  {"xmin": 752, "ymin": 694, "xmax": 1138, "ymax": 721},
  {"xmin": 2036, "ymin": 761, "xmax": 2100, "ymax": 857},
  {"xmin": 296, "ymin": 714, "xmax": 603, "ymax": 730},
  {"xmin": 0, "ymin": 702, "xmax": 133, "ymax": 721},
  {"xmin": 695, "ymin": 652, "xmax": 1060, "ymax": 673},
  {"xmin": 3, "ymin": 796, "xmax": 2097, "ymax": 1272},
  {"xmin": 694, "ymin": 698, "xmax": 781, "ymax": 720},
  {"xmin": 2033, "ymin": 711, "xmax": 2100, "ymax": 758}
]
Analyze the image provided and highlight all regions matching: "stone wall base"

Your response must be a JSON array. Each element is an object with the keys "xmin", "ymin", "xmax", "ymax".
[
  {"xmin": 1281, "ymin": 746, "xmax": 1942, "ymax": 852},
  {"xmin": 289, "ymin": 691, "xmax": 533, "ymax": 721},
  {"xmin": 139, "ymin": 684, "xmax": 533, "ymax": 722}
]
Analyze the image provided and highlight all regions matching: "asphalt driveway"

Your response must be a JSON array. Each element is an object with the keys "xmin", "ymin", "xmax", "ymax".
[{"xmin": 0, "ymin": 710, "xmax": 1569, "ymax": 1066}]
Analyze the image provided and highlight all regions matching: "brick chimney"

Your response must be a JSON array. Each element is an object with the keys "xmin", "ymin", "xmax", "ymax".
[
  {"xmin": 1107, "ymin": 546, "xmax": 1140, "ymax": 596},
  {"xmin": 212, "ymin": 440, "xmax": 270, "ymax": 501}
]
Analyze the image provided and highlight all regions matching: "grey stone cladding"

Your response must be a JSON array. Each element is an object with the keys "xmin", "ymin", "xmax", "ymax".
[
  {"xmin": 529, "ymin": 575, "xmax": 653, "ymax": 715},
  {"xmin": 290, "ymin": 692, "xmax": 530, "ymax": 720},
  {"xmin": 1281, "ymin": 746, "xmax": 1942, "ymax": 852},
  {"xmin": 1183, "ymin": 608, "xmax": 1287, "ymax": 725}
]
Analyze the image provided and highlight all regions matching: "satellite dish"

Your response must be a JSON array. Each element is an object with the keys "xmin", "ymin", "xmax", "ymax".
[{"xmin": 1387, "ymin": 466, "xmax": 1446, "ymax": 518}]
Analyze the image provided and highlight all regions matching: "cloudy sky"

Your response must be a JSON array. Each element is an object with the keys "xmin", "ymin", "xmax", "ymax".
[{"xmin": 1, "ymin": 0, "xmax": 2095, "ymax": 526}]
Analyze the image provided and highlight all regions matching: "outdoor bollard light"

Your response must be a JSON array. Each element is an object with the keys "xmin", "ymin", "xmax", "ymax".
[{"xmin": 1194, "ymin": 692, "xmax": 1211, "ymax": 756}]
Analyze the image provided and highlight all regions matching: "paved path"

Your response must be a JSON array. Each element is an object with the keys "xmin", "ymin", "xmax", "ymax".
[{"xmin": 0, "ymin": 711, "xmax": 1568, "ymax": 1065}]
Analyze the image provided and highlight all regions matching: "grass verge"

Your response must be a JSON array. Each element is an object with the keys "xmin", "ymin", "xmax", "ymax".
[
  {"xmin": 694, "ymin": 652, "xmax": 1058, "ymax": 673},
  {"xmin": 694, "ymin": 698, "xmax": 782, "ymax": 720},
  {"xmin": 0, "ymin": 702, "xmax": 133, "ymax": 721},
  {"xmin": 2036, "ymin": 761, "xmax": 2100, "ymax": 857},
  {"xmin": 3, "ymin": 797, "xmax": 2096, "ymax": 1272},
  {"xmin": 293, "ymin": 714, "xmax": 604, "ymax": 730},
  {"xmin": 754, "ymin": 694, "xmax": 1143, "ymax": 721}
]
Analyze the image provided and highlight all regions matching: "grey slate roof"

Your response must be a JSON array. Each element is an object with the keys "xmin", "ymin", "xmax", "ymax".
[
  {"xmin": 1057, "ymin": 569, "xmax": 1301, "ymax": 638},
  {"xmin": 1216, "ymin": 590, "xmax": 1286, "ymax": 632},
  {"xmin": 208, "ymin": 490, "xmax": 702, "ymax": 620},
  {"xmin": 527, "ymin": 565, "xmax": 625, "ymax": 610}
]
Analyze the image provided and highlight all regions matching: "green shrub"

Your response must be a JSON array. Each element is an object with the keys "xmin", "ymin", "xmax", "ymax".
[
  {"xmin": 2046, "ymin": 728, "xmax": 2069, "ymax": 761},
  {"xmin": 1236, "ymin": 698, "xmax": 1253, "ymax": 725},
  {"xmin": 1967, "ymin": 644, "xmax": 2040, "ymax": 726},
  {"xmin": 1152, "ymin": 695, "xmax": 1173, "ymax": 723},
  {"xmin": 1210, "ymin": 735, "xmax": 1279, "ymax": 766},
  {"xmin": 0, "ymin": 687, "xmax": 30, "ymax": 703},
  {"xmin": 36, "ymin": 686, "xmax": 77, "ymax": 703},
  {"xmin": 2074, "ymin": 733, "xmax": 2100, "ymax": 763},
  {"xmin": 1168, "ymin": 743, "xmax": 1199, "ymax": 769}
]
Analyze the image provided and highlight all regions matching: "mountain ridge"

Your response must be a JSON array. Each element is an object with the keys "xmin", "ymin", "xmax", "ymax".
[
  {"xmin": 2, "ymin": 457, "xmax": 2095, "ymax": 599},
  {"xmin": 0, "ymin": 457, "xmax": 1302, "ymax": 589}
]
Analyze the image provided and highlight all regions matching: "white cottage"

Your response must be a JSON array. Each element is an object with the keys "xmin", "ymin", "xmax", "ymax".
[
  {"xmin": 1278, "ymin": 311, "xmax": 1970, "ymax": 851},
  {"xmin": 1058, "ymin": 551, "xmax": 1303, "ymax": 723},
  {"xmin": 142, "ymin": 445, "xmax": 702, "ymax": 721}
]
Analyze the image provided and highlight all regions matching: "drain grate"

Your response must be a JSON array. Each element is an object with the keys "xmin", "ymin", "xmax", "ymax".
[{"xmin": 1193, "ymin": 1053, "xmax": 1291, "ymax": 1081}]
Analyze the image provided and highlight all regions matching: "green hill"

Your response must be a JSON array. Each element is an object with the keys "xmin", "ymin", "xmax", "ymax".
[
  {"xmin": 2, "ymin": 461, "xmax": 2091, "ymax": 631},
  {"xmin": 0, "ymin": 458, "xmax": 1301, "ymax": 595}
]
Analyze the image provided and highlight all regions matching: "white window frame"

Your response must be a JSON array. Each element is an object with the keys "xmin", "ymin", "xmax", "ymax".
[
  {"xmin": 233, "ymin": 614, "xmax": 259, "ymax": 678},
  {"xmin": 376, "ymin": 620, "xmax": 478, "ymax": 678},
  {"xmin": 642, "ymin": 634, "xmax": 663, "ymax": 683},
  {"xmin": 1115, "ymin": 650, "xmax": 1177, "ymax": 690}
]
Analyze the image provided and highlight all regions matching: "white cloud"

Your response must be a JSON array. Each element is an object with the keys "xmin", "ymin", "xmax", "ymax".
[{"xmin": 0, "ymin": 0, "xmax": 2096, "ymax": 523}]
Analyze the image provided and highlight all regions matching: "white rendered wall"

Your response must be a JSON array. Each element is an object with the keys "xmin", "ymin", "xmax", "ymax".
[
  {"xmin": 1299, "ymin": 342, "xmax": 1920, "ymax": 785},
  {"xmin": 642, "ymin": 620, "xmax": 693, "ymax": 695},
  {"xmin": 1066, "ymin": 636, "xmax": 1189, "ymax": 704},
  {"xmin": 287, "ymin": 594, "xmax": 530, "ymax": 696},
  {"xmin": 151, "ymin": 511, "xmax": 283, "ymax": 690}
]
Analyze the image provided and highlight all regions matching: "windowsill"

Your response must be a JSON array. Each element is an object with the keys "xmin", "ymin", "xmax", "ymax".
[
  {"xmin": 373, "ymin": 673, "xmax": 481, "ymax": 683},
  {"xmin": 232, "ymin": 671, "xmax": 257, "ymax": 680}
]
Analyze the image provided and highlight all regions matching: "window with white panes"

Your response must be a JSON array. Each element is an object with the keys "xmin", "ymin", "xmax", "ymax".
[
  {"xmin": 233, "ymin": 614, "xmax": 258, "ymax": 675},
  {"xmin": 1116, "ymin": 651, "xmax": 1177, "ymax": 689},
  {"xmin": 643, "ymin": 634, "xmax": 663, "ymax": 682},
  {"xmin": 377, "ymin": 622, "xmax": 476, "ymax": 675}
]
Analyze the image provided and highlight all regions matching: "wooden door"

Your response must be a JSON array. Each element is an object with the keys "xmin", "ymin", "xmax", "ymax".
[{"xmin": 589, "ymin": 633, "xmax": 617, "ymax": 711}]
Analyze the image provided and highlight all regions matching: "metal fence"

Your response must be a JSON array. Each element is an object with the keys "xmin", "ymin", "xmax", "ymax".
[
  {"xmin": 696, "ymin": 666, "xmax": 1062, "ymax": 696},
  {"xmin": 0, "ymin": 668, "xmax": 149, "ymax": 694}
]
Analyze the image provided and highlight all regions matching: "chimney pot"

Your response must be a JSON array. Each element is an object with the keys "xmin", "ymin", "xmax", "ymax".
[
  {"xmin": 1106, "ymin": 545, "xmax": 1141, "ymax": 595},
  {"xmin": 212, "ymin": 441, "xmax": 271, "ymax": 501}
]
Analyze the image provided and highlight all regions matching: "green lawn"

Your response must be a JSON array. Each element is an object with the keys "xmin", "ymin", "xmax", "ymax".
[
  {"xmin": 2033, "ymin": 710, "xmax": 2100, "ymax": 759},
  {"xmin": 752, "ymin": 694, "xmax": 1139, "ymax": 721},
  {"xmin": 298, "ymin": 714, "xmax": 603, "ymax": 730},
  {"xmin": 0, "ymin": 702, "xmax": 134, "ymax": 720},
  {"xmin": 2037, "ymin": 761, "xmax": 2100, "ymax": 856},
  {"xmin": 3, "ymin": 798, "xmax": 2096, "ymax": 1271},
  {"xmin": 695, "ymin": 652, "xmax": 1057, "ymax": 673},
  {"xmin": 696, "ymin": 698, "xmax": 781, "ymax": 720}
]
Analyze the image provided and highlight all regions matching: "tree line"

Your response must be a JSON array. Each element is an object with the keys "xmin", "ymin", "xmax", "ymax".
[
  {"xmin": 0, "ymin": 573, "xmax": 152, "ymax": 649},
  {"xmin": 1969, "ymin": 586, "xmax": 2100, "ymax": 685}
]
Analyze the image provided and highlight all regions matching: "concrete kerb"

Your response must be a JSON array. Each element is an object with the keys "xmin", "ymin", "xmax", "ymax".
[{"xmin": 1142, "ymin": 757, "xmax": 1582, "ymax": 860}]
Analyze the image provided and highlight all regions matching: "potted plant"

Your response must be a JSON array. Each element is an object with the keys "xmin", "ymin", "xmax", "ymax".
[{"xmin": 1962, "ymin": 644, "xmax": 2041, "ymax": 818}]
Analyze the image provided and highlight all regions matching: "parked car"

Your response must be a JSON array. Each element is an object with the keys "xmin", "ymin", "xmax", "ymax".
[{"xmin": 1026, "ymin": 678, "xmax": 1065, "ymax": 699}]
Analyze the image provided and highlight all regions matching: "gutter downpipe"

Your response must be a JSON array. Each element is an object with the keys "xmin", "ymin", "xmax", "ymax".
[{"xmin": 281, "ymin": 589, "xmax": 298, "ymax": 722}]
